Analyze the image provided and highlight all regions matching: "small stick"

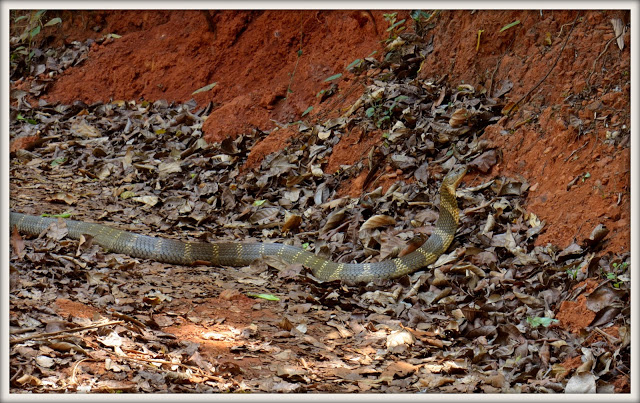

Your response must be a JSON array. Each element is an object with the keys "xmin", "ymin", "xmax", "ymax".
[
  {"xmin": 564, "ymin": 140, "xmax": 589, "ymax": 162},
  {"xmin": 10, "ymin": 320, "xmax": 124, "ymax": 345},
  {"xmin": 585, "ymin": 28, "xmax": 627, "ymax": 90}
]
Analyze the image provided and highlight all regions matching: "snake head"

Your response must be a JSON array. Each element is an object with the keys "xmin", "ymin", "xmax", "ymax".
[{"xmin": 443, "ymin": 165, "xmax": 467, "ymax": 189}]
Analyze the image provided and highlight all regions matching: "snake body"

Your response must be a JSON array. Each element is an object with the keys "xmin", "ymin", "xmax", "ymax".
[{"xmin": 10, "ymin": 166, "xmax": 466, "ymax": 283}]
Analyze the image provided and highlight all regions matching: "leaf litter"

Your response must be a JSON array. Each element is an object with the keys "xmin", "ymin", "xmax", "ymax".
[{"xmin": 9, "ymin": 30, "xmax": 629, "ymax": 394}]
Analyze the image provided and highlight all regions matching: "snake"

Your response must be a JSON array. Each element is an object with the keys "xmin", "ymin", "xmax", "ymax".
[{"xmin": 10, "ymin": 165, "xmax": 466, "ymax": 283}]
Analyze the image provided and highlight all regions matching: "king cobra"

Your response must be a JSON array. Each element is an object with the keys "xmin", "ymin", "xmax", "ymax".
[{"xmin": 10, "ymin": 166, "xmax": 466, "ymax": 283}]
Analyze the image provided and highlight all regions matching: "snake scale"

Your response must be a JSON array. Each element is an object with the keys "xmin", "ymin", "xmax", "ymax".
[{"xmin": 10, "ymin": 166, "xmax": 466, "ymax": 283}]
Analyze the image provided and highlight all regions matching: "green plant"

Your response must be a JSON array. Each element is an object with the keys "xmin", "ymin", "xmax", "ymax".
[
  {"xmin": 11, "ymin": 10, "xmax": 62, "ymax": 72},
  {"xmin": 612, "ymin": 261, "xmax": 629, "ymax": 271},
  {"xmin": 499, "ymin": 20, "xmax": 521, "ymax": 32},
  {"xmin": 566, "ymin": 266, "xmax": 578, "ymax": 280},
  {"xmin": 16, "ymin": 113, "xmax": 38, "ymax": 125},
  {"xmin": 383, "ymin": 12, "xmax": 406, "ymax": 42},
  {"xmin": 365, "ymin": 95, "xmax": 409, "ymax": 128},
  {"xmin": 410, "ymin": 10, "xmax": 434, "ymax": 36},
  {"xmin": 301, "ymin": 106, "xmax": 313, "ymax": 117},
  {"xmin": 601, "ymin": 261, "xmax": 630, "ymax": 288}
]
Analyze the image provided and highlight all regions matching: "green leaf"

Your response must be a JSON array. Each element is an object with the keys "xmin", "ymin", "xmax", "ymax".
[
  {"xmin": 253, "ymin": 199, "xmax": 267, "ymax": 207},
  {"xmin": 346, "ymin": 58, "xmax": 362, "ymax": 70},
  {"xmin": 34, "ymin": 10, "xmax": 47, "ymax": 19},
  {"xmin": 365, "ymin": 107, "xmax": 375, "ymax": 117},
  {"xmin": 386, "ymin": 19, "xmax": 406, "ymax": 31},
  {"xmin": 410, "ymin": 10, "xmax": 430, "ymax": 21},
  {"xmin": 324, "ymin": 73, "xmax": 342, "ymax": 82},
  {"xmin": 44, "ymin": 17, "xmax": 62, "ymax": 27},
  {"xmin": 526, "ymin": 316, "xmax": 558, "ymax": 328},
  {"xmin": 42, "ymin": 212, "xmax": 71, "ymax": 218},
  {"xmin": 50, "ymin": 157, "xmax": 67, "ymax": 167},
  {"xmin": 30, "ymin": 25, "xmax": 41, "ymax": 38},
  {"xmin": 192, "ymin": 82, "xmax": 217, "ymax": 95},
  {"xmin": 499, "ymin": 20, "xmax": 520, "ymax": 32},
  {"xmin": 14, "ymin": 15, "xmax": 29, "ymax": 22},
  {"xmin": 108, "ymin": 33, "xmax": 122, "ymax": 39},
  {"xmin": 301, "ymin": 106, "xmax": 313, "ymax": 117},
  {"xmin": 297, "ymin": 49, "xmax": 303, "ymax": 57},
  {"xmin": 302, "ymin": 242, "xmax": 310, "ymax": 249},
  {"xmin": 246, "ymin": 293, "xmax": 280, "ymax": 301}
]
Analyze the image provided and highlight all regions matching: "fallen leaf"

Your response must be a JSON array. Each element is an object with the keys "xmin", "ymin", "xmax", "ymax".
[{"xmin": 565, "ymin": 372, "xmax": 596, "ymax": 393}]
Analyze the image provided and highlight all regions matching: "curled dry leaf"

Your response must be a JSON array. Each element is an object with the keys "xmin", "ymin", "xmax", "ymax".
[
  {"xmin": 132, "ymin": 195, "xmax": 159, "ymax": 207},
  {"xmin": 582, "ymin": 223, "xmax": 609, "ymax": 248},
  {"xmin": 281, "ymin": 213, "xmax": 302, "ymax": 233},
  {"xmin": 248, "ymin": 207, "xmax": 280, "ymax": 225},
  {"xmin": 50, "ymin": 192, "xmax": 78, "ymax": 205},
  {"xmin": 386, "ymin": 330, "xmax": 415, "ymax": 349},
  {"xmin": 586, "ymin": 283, "xmax": 623, "ymax": 312},
  {"xmin": 320, "ymin": 209, "xmax": 346, "ymax": 234},
  {"xmin": 360, "ymin": 214, "xmax": 396, "ymax": 232},
  {"xmin": 449, "ymin": 108, "xmax": 469, "ymax": 128}
]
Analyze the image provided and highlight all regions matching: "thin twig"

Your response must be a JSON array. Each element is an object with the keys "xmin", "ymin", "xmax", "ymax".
[
  {"xmin": 118, "ymin": 353, "xmax": 228, "ymax": 383},
  {"xmin": 10, "ymin": 320, "xmax": 124, "ymax": 345},
  {"xmin": 564, "ymin": 140, "xmax": 589, "ymax": 162},
  {"xmin": 585, "ymin": 28, "xmax": 627, "ymax": 90},
  {"xmin": 70, "ymin": 358, "xmax": 93, "ymax": 385},
  {"xmin": 507, "ymin": 12, "xmax": 581, "ymax": 117},
  {"xmin": 594, "ymin": 326, "xmax": 620, "ymax": 345}
]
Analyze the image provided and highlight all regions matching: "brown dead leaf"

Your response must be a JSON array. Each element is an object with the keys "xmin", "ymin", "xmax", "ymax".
[
  {"xmin": 468, "ymin": 149, "xmax": 497, "ymax": 173},
  {"xmin": 281, "ymin": 213, "xmax": 302, "ymax": 233},
  {"xmin": 50, "ymin": 192, "xmax": 78, "ymax": 205},
  {"xmin": 11, "ymin": 225, "xmax": 25, "ymax": 258},
  {"xmin": 45, "ymin": 218, "xmax": 68, "ymax": 241},
  {"xmin": 586, "ymin": 284, "xmax": 622, "ymax": 312},
  {"xmin": 15, "ymin": 374, "xmax": 42, "ymax": 386},
  {"xmin": 360, "ymin": 214, "xmax": 396, "ymax": 232},
  {"xmin": 449, "ymin": 108, "xmax": 468, "ymax": 128},
  {"xmin": 386, "ymin": 330, "xmax": 415, "ymax": 349},
  {"xmin": 381, "ymin": 361, "xmax": 418, "ymax": 380}
]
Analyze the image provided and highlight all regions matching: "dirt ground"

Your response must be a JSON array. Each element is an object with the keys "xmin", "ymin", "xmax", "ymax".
[{"xmin": 9, "ymin": 9, "xmax": 631, "ymax": 393}]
